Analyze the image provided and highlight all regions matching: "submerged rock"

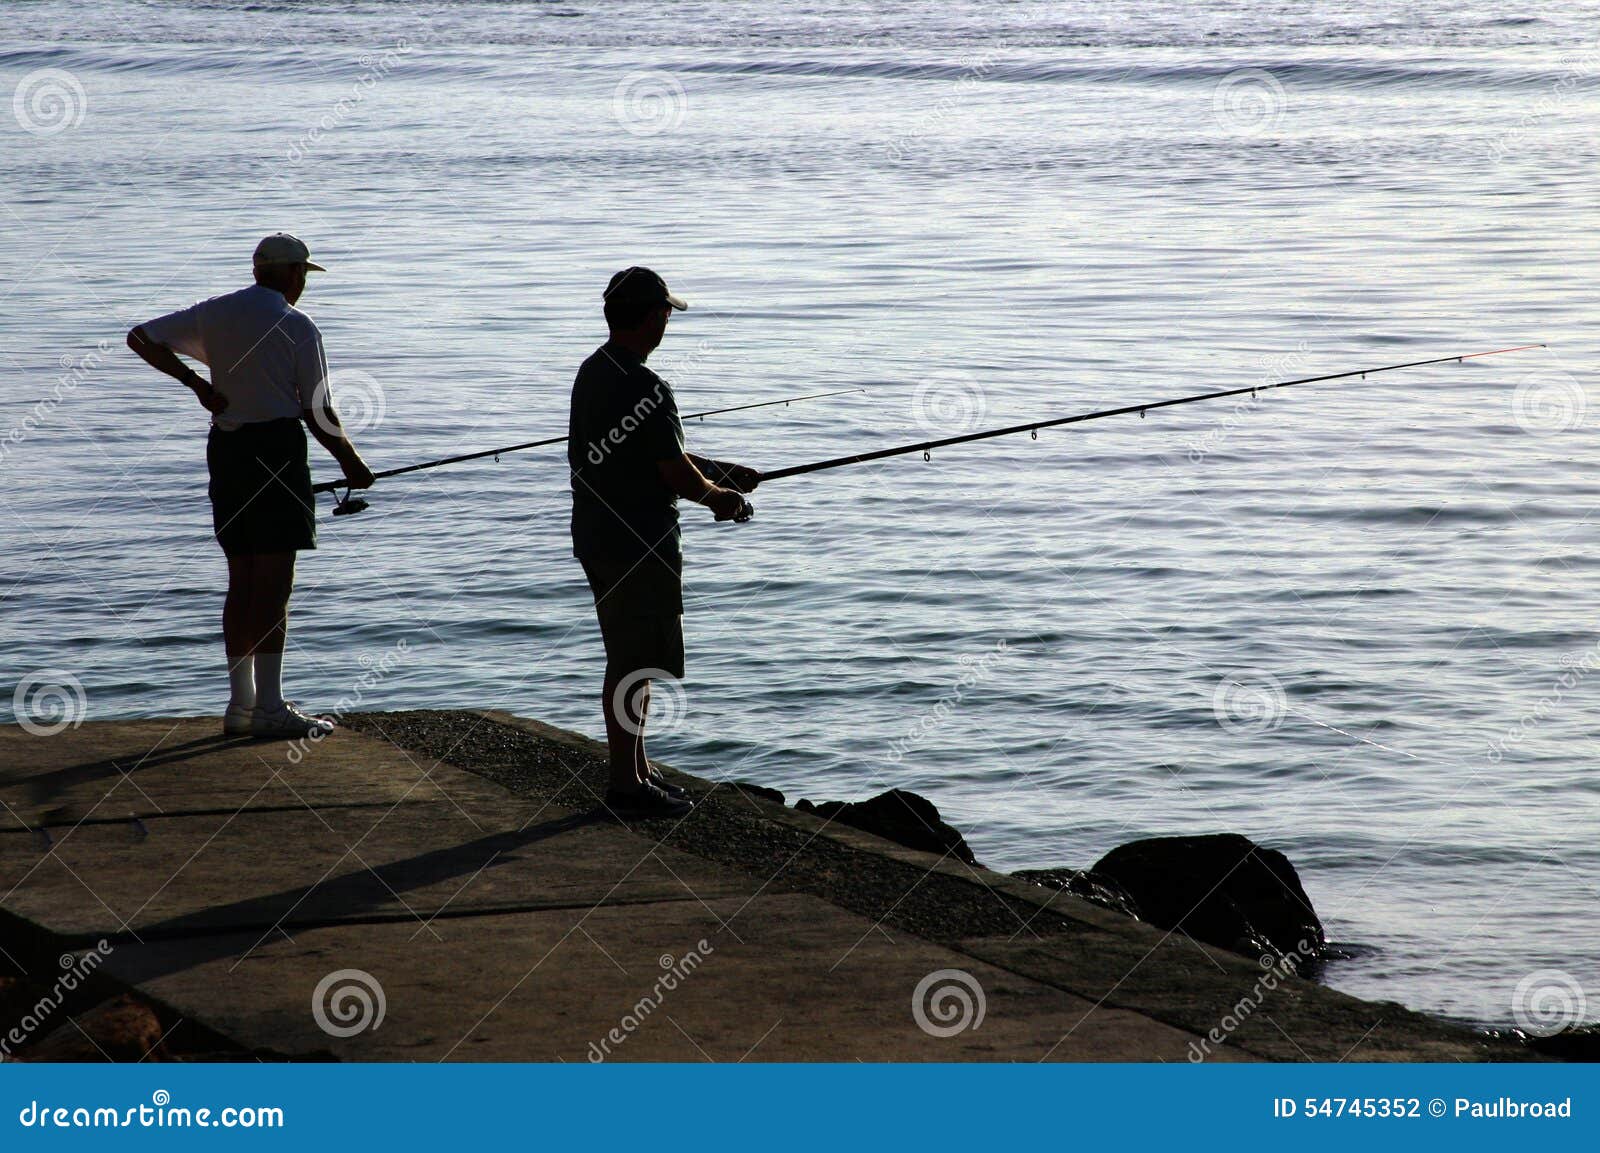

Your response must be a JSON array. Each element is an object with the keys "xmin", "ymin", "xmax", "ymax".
[
  {"xmin": 1092, "ymin": 833, "xmax": 1325, "ymax": 962},
  {"xmin": 795, "ymin": 788, "xmax": 976, "ymax": 866},
  {"xmin": 1527, "ymin": 1028, "xmax": 1600, "ymax": 1062},
  {"xmin": 1012, "ymin": 868, "xmax": 1142, "ymax": 920}
]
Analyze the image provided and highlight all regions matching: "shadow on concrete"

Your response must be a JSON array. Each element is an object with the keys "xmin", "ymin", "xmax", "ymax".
[
  {"xmin": 4, "ymin": 734, "xmax": 251, "ymax": 813},
  {"xmin": 104, "ymin": 810, "xmax": 607, "ymax": 984}
]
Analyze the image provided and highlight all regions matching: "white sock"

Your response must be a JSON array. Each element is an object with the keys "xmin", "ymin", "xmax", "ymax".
[
  {"xmin": 255, "ymin": 651, "xmax": 285, "ymax": 712},
  {"xmin": 227, "ymin": 655, "xmax": 255, "ymax": 711}
]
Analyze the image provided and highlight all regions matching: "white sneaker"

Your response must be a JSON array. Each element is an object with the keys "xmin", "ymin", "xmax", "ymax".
[
  {"xmin": 223, "ymin": 703, "xmax": 257, "ymax": 737},
  {"xmin": 251, "ymin": 701, "xmax": 334, "ymax": 740}
]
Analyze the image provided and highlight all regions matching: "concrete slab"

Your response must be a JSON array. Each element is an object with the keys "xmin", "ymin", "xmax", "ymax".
[
  {"xmin": 0, "ymin": 804, "xmax": 752, "ymax": 941},
  {"xmin": 962, "ymin": 933, "xmax": 1498, "ymax": 1063},
  {"xmin": 2, "ymin": 717, "xmax": 1518, "ymax": 1062},
  {"xmin": 102, "ymin": 892, "xmax": 1239, "ymax": 1062},
  {"xmin": 0, "ymin": 718, "xmax": 520, "ymax": 828}
]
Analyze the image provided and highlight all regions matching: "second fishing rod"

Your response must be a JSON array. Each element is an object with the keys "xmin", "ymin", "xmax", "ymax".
[
  {"xmin": 314, "ymin": 386, "xmax": 865, "ymax": 515},
  {"xmin": 756, "ymin": 344, "xmax": 1545, "ymax": 483}
]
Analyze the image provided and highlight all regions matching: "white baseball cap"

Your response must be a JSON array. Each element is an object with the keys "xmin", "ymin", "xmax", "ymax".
[{"xmin": 253, "ymin": 232, "xmax": 326, "ymax": 272}]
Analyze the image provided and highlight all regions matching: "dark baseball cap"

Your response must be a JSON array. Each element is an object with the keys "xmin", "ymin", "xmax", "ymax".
[
  {"xmin": 604, "ymin": 266, "xmax": 687, "ymax": 311},
  {"xmin": 254, "ymin": 232, "xmax": 326, "ymax": 271}
]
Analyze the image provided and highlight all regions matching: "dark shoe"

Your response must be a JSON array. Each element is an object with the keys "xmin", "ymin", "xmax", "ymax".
[
  {"xmin": 223, "ymin": 703, "xmax": 257, "ymax": 737},
  {"xmin": 646, "ymin": 767, "xmax": 689, "ymax": 800},
  {"xmin": 604, "ymin": 780, "xmax": 692, "ymax": 819}
]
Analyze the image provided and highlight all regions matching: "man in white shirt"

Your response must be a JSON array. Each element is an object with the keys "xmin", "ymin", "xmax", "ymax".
[{"xmin": 127, "ymin": 233, "xmax": 374, "ymax": 738}]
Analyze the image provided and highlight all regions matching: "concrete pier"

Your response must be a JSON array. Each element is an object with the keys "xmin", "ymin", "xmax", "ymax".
[{"xmin": 0, "ymin": 714, "xmax": 1526, "ymax": 1061}]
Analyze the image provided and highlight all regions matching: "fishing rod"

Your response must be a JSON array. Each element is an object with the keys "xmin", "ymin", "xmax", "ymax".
[
  {"xmin": 315, "ymin": 386, "xmax": 865, "ymax": 515},
  {"xmin": 759, "ymin": 345, "xmax": 1545, "ymax": 482}
]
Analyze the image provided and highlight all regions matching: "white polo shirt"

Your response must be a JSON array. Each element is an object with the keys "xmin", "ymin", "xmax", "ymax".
[{"xmin": 140, "ymin": 283, "xmax": 327, "ymax": 430}]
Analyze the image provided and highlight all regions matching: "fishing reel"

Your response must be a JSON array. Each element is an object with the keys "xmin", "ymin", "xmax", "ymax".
[{"xmin": 330, "ymin": 486, "xmax": 370, "ymax": 517}]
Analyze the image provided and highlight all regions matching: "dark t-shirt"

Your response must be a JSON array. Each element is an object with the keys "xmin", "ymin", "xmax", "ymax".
[{"xmin": 568, "ymin": 341, "xmax": 685, "ymax": 566}]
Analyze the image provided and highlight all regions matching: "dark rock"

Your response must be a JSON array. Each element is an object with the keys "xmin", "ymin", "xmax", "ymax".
[
  {"xmin": 1527, "ymin": 1028, "xmax": 1600, "ymax": 1062},
  {"xmin": 25, "ymin": 995, "xmax": 166, "ymax": 1062},
  {"xmin": 726, "ymin": 781, "xmax": 785, "ymax": 806},
  {"xmin": 795, "ymin": 788, "xmax": 976, "ymax": 866},
  {"xmin": 0, "ymin": 976, "xmax": 36, "ymax": 1033},
  {"xmin": 1092, "ymin": 833, "xmax": 1325, "ymax": 962},
  {"xmin": 1012, "ymin": 868, "xmax": 1142, "ymax": 920}
]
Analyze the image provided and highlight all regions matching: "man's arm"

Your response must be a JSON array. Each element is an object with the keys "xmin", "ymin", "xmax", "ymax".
[
  {"xmin": 659, "ymin": 453, "xmax": 751, "ymax": 521},
  {"xmin": 304, "ymin": 400, "xmax": 375, "ymax": 489},
  {"xmin": 686, "ymin": 452, "xmax": 760, "ymax": 493},
  {"xmin": 297, "ymin": 330, "xmax": 375, "ymax": 489},
  {"xmin": 126, "ymin": 326, "xmax": 226, "ymax": 414}
]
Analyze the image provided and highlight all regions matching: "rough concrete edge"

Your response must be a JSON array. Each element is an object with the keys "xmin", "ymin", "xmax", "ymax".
[
  {"xmin": 473, "ymin": 709, "xmax": 1530, "ymax": 1063},
  {"xmin": 478, "ymin": 709, "xmax": 1208, "ymax": 941}
]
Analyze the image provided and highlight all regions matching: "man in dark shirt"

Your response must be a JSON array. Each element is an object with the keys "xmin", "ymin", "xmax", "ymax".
[{"xmin": 569, "ymin": 267, "xmax": 758, "ymax": 818}]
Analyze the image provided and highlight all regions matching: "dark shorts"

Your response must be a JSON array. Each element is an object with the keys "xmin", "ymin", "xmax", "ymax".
[
  {"xmin": 206, "ymin": 418, "xmax": 316, "ymax": 555},
  {"xmin": 580, "ymin": 552, "xmax": 685, "ymax": 681}
]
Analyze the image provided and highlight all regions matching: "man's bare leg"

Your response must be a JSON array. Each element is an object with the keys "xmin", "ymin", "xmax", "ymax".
[
  {"xmin": 630, "ymin": 679, "xmax": 651, "ymax": 785},
  {"xmin": 628, "ymin": 684, "xmax": 688, "ymax": 798},
  {"xmin": 249, "ymin": 551, "xmax": 296, "ymax": 711},
  {"xmin": 602, "ymin": 669, "xmax": 648, "ymax": 791},
  {"xmin": 223, "ymin": 554, "xmax": 255, "ymax": 656}
]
